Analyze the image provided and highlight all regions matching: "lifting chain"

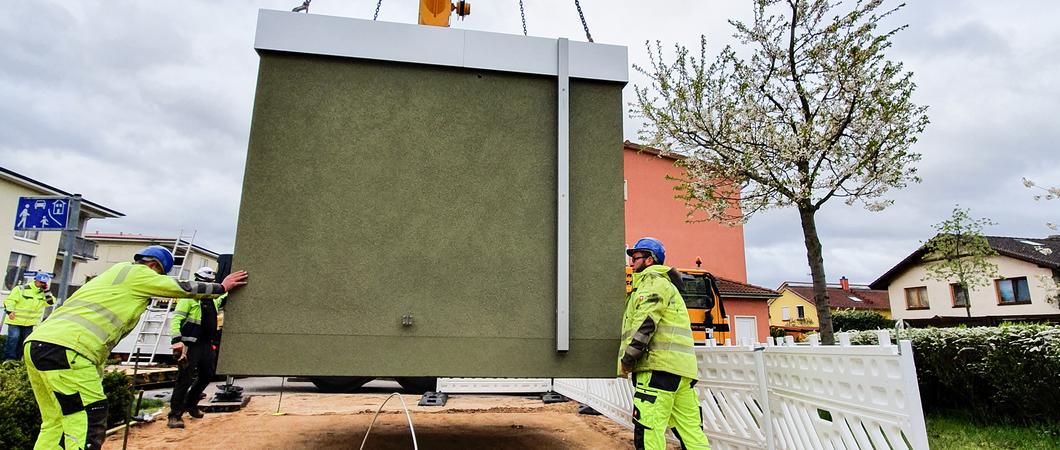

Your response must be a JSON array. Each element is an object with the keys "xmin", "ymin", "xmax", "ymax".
[
  {"xmin": 373, "ymin": 0, "xmax": 384, "ymax": 20},
  {"xmin": 573, "ymin": 0, "xmax": 593, "ymax": 42},
  {"xmin": 519, "ymin": 0, "xmax": 527, "ymax": 36}
]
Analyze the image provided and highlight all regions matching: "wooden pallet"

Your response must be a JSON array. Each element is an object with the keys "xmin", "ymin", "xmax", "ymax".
[{"xmin": 106, "ymin": 365, "xmax": 179, "ymax": 387}]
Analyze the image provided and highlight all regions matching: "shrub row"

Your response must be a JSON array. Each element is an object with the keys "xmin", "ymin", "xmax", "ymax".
[
  {"xmin": 0, "ymin": 358, "xmax": 136, "ymax": 448},
  {"xmin": 830, "ymin": 308, "xmax": 895, "ymax": 331}
]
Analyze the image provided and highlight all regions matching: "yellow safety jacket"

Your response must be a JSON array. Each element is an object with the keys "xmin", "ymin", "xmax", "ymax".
[
  {"xmin": 27, "ymin": 262, "xmax": 226, "ymax": 366},
  {"xmin": 618, "ymin": 265, "xmax": 699, "ymax": 379},
  {"xmin": 169, "ymin": 293, "xmax": 226, "ymax": 344},
  {"xmin": 3, "ymin": 283, "xmax": 54, "ymax": 326}
]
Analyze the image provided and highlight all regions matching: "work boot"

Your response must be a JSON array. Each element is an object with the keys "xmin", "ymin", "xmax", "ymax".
[
  {"xmin": 167, "ymin": 416, "xmax": 185, "ymax": 429},
  {"xmin": 187, "ymin": 407, "xmax": 205, "ymax": 419}
]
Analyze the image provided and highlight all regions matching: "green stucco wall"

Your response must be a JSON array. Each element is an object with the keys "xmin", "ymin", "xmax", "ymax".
[{"xmin": 218, "ymin": 50, "xmax": 626, "ymax": 377}]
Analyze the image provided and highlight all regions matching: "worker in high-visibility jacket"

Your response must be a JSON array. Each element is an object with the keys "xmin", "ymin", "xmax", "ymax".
[
  {"xmin": 23, "ymin": 246, "xmax": 249, "ymax": 450},
  {"xmin": 167, "ymin": 266, "xmax": 228, "ymax": 429},
  {"xmin": 3, "ymin": 272, "xmax": 55, "ymax": 360},
  {"xmin": 619, "ymin": 237, "xmax": 710, "ymax": 450}
]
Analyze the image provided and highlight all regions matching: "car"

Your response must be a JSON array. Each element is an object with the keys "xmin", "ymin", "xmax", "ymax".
[{"xmin": 34, "ymin": 199, "xmax": 46, "ymax": 209}]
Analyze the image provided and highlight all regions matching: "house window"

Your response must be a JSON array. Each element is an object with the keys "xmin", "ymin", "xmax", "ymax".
[
  {"xmin": 905, "ymin": 287, "xmax": 929, "ymax": 309},
  {"xmin": 950, "ymin": 283, "xmax": 969, "ymax": 307},
  {"xmin": 781, "ymin": 306, "xmax": 791, "ymax": 321},
  {"xmin": 796, "ymin": 305, "xmax": 806, "ymax": 319},
  {"xmin": 5, "ymin": 252, "xmax": 34, "ymax": 290},
  {"xmin": 14, "ymin": 229, "xmax": 40, "ymax": 241},
  {"xmin": 996, "ymin": 277, "xmax": 1031, "ymax": 304}
]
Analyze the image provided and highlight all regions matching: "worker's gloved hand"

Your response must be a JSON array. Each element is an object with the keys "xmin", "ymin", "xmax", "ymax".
[
  {"xmin": 620, "ymin": 364, "xmax": 632, "ymax": 377},
  {"xmin": 221, "ymin": 271, "xmax": 249, "ymax": 292},
  {"xmin": 6, "ymin": 312, "xmax": 14, "ymax": 321}
]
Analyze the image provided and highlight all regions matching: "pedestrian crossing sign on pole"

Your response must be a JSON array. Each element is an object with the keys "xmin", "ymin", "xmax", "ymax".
[{"xmin": 13, "ymin": 196, "xmax": 71, "ymax": 230}]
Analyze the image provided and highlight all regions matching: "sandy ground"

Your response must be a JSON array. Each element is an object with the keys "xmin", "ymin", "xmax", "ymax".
[{"xmin": 105, "ymin": 393, "xmax": 656, "ymax": 449}]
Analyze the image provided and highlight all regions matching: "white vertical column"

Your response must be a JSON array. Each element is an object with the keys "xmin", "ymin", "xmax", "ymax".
[
  {"xmin": 556, "ymin": 37, "xmax": 570, "ymax": 352},
  {"xmin": 754, "ymin": 349, "xmax": 775, "ymax": 450},
  {"xmin": 900, "ymin": 340, "xmax": 929, "ymax": 450}
]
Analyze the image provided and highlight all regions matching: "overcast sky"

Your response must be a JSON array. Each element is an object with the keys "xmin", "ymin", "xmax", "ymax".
[{"xmin": 2, "ymin": 1, "xmax": 1057, "ymax": 289}]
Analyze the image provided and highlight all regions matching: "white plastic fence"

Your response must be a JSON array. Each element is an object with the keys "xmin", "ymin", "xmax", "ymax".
[{"xmin": 553, "ymin": 331, "xmax": 929, "ymax": 450}]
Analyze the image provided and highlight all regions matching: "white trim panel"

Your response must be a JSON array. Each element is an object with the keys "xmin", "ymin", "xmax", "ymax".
[
  {"xmin": 254, "ymin": 9, "xmax": 628, "ymax": 83},
  {"xmin": 437, "ymin": 378, "xmax": 553, "ymax": 394}
]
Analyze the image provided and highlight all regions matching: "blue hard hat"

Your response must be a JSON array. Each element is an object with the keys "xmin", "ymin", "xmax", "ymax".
[
  {"xmin": 134, "ymin": 245, "xmax": 174, "ymax": 274},
  {"xmin": 34, "ymin": 272, "xmax": 53, "ymax": 283},
  {"xmin": 626, "ymin": 237, "xmax": 666, "ymax": 265}
]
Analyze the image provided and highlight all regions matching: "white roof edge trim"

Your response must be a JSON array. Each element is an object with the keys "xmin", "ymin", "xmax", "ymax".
[{"xmin": 254, "ymin": 9, "xmax": 628, "ymax": 83}]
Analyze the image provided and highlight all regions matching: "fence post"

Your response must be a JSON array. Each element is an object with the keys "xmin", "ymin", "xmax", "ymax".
[
  {"xmin": 754, "ymin": 347, "xmax": 775, "ymax": 450},
  {"xmin": 899, "ymin": 340, "xmax": 929, "ymax": 449}
]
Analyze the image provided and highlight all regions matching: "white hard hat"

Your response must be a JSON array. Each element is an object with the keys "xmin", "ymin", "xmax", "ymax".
[{"xmin": 194, "ymin": 266, "xmax": 216, "ymax": 282}]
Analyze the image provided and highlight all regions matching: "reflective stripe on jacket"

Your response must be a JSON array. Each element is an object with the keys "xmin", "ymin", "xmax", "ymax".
[
  {"xmin": 3, "ymin": 283, "xmax": 54, "ymax": 326},
  {"xmin": 27, "ymin": 262, "xmax": 226, "ymax": 366},
  {"xmin": 169, "ymin": 293, "xmax": 225, "ymax": 344},
  {"xmin": 618, "ymin": 265, "xmax": 699, "ymax": 379}
]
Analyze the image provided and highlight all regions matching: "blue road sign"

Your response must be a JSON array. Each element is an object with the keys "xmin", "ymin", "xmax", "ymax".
[{"xmin": 13, "ymin": 197, "xmax": 70, "ymax": 230}]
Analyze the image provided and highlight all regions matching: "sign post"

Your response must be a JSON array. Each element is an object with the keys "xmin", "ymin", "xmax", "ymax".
[
  {"xmin": 56, "ymin": 195, "xmax": 81, "ymax": 308},
  {"xmin": 13, "ymin": 195, "xmax": 81, "ymax": 309}
]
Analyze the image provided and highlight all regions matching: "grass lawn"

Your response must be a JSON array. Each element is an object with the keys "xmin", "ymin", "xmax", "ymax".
[
  {"xmin": 927, "ymin": 411, "xmax": 1060, "ymax": 450},
  {"xmin": 133, "ymin": 398, "xmax": 167, "ymax": 415}
]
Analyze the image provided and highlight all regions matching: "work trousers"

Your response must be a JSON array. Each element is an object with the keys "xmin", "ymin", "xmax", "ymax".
[
  {"xmin": 169, "ymin": 343, "xmax": 217, "ymax": 418},
  {"xmin": 4, "ymin": 323, "xmax": 33, "ymax": 360},
  {"xmin": 24, "ymin": 341, "xmax": 108, "ymax": 450},
  {"xmin": 632, "ymin": 370, "xmax": 710, "ymax": 450}
]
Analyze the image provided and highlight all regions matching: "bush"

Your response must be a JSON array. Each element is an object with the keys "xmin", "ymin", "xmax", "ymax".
[
  {"xmin": 850, "ymin": 324, "xmax": 1060, "ymax": 424},
  {"xmin": 769, "ymin": 326, "xmax": 788, "ymax": 339},
  {"xmin": 831, "ymin": 308, "xmax": 895, "ymax": 331},
  {"xmin": 0, "ymin": 359, "xmax": 137, "ymax": 448},
  {"xmin": 0, "ymin": 360, "xmax": 40, "ymax": 449},
  {"xmin": 103, "ymin": 369, "xmax": 134, "ymax": 428}
]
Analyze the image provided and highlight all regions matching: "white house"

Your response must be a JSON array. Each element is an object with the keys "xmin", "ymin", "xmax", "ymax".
[{"xmin": 870, "ymin": 235, "xmax": 1060, "ymax": 326}]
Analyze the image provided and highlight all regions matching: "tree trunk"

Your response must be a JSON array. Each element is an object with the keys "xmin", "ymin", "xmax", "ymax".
[{"xmin": 798, "ymin": 205, "xmax": 835, "ymax": 344}]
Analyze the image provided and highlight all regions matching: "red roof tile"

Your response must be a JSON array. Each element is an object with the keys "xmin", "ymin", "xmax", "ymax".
[
  {"xmin": 785, "ymin": 285, "xmax": 890, "ymax": 310},
  {"xmin": 716, "ymin": 277, "xmax": 780, "ymax": 299}
]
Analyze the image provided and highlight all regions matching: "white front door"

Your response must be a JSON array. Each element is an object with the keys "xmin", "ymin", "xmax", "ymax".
[{"xmin": 734, "ymin": 316, "xmax": 758, "ymax": 345}]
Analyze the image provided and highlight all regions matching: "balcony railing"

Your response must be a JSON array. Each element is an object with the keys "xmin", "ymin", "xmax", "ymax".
[{"xmin": 58, "ymin": 235, "xmax": 99, "ymax": 260}]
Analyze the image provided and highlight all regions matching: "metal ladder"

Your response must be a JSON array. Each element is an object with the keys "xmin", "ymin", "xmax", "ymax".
[{"xmin": 123, "ymin": 231, "xmax": 197, "ymax": 366}]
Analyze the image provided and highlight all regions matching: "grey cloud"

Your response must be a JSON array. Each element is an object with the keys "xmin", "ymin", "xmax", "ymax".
[{"xmin": 902, "ymin": 21, "xmax": 1011, "ymax": 58}]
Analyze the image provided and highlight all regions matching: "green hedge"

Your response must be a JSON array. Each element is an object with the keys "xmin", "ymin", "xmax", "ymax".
[
  {"xmin": 0, "ymin": 360, "xmax": 40, "ymax": 449},
  {"xmin": 850, "ymin": 324, "xmax": 1060, "ymax": 424},
  {"xmin": 0, "ymin": 360, "xmax": 137, "ymax": 448},
  {"xmin": 831, "ymin": 308, "xmax": 895, "ymax": 331}
]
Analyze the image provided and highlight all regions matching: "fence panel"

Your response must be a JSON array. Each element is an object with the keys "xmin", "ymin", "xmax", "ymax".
[
  {"xmin": 553, "ymin": 332, "xmax": 928, "ymax": 450},
  {"xmin": 552, "ymin": 377, "xmax": 634, "ymax": 428}
]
